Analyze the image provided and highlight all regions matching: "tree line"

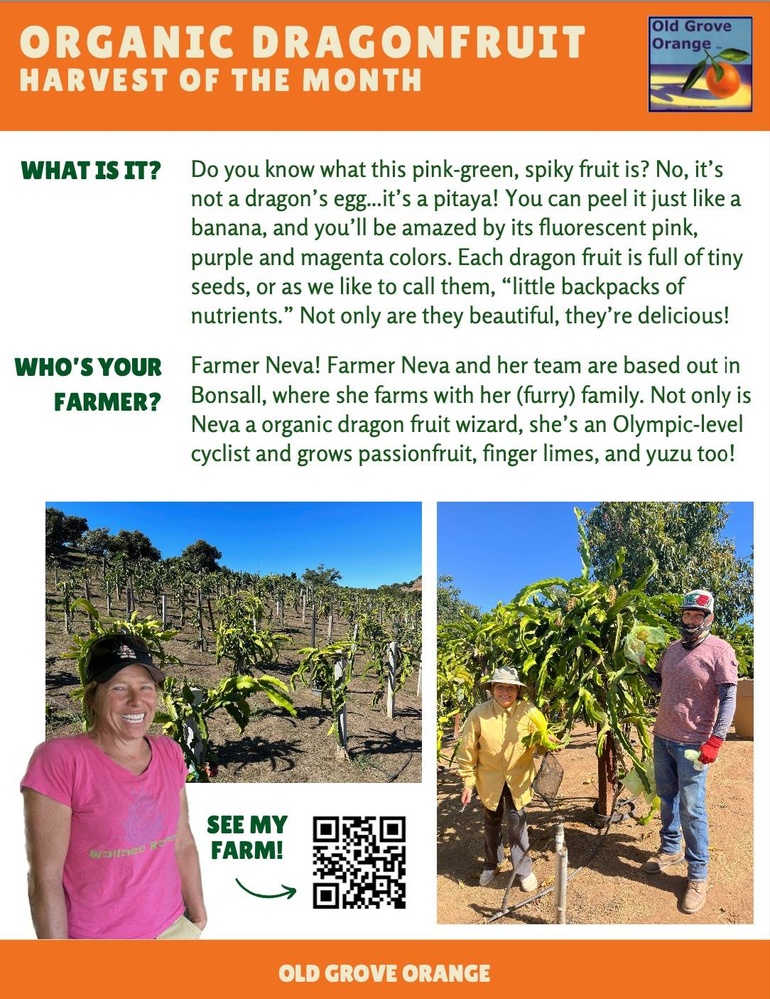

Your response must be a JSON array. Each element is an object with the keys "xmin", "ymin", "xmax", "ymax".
[{"xmin": 45, "ymin": 507, "xmax": 420, "ymax": 593}]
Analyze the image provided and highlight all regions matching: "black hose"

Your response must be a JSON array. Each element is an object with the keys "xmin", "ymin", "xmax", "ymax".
[{"xmin": 485, "ymin": 784, "xmax": 626, "ymax": 924}]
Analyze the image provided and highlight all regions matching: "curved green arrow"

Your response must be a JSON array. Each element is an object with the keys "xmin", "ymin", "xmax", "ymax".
[{"xmin": 235, "ymin": 878, "xmax": 297, "ymax": 900}]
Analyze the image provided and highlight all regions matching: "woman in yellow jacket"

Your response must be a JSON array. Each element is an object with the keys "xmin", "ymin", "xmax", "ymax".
[{"xmin": 457, "ymin": 665, "xmax": 546, "ymax": 890}]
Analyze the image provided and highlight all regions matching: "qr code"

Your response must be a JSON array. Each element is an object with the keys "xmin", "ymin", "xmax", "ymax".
[{"xmin": 312, "ymin": 816, "xmax": 406, "ymax": 909}]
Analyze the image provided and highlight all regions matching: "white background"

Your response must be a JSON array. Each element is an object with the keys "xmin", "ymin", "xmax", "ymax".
[{"xmin": 1, "ymin": 130, "xmax": 767, "ymax": 940}]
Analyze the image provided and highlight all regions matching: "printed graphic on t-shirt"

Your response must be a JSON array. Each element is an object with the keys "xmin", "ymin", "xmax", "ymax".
[{"xmin": 123, "ymin": 787, "xmax": 168, "ymax": 843}]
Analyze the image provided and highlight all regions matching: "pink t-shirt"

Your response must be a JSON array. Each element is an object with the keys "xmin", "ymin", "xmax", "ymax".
[
  {"xmin": 21, "ymin": 734, "xmax": 188, "ymax": 939},
  {"xmin": 653, "ymin": 634, "xmax": 738, "ymax": 744}
]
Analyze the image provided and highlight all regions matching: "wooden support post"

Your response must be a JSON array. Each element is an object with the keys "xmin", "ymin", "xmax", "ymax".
[
  {"xmin": 334, "ymin": 658, "xmax": 349, "ymax": 760},
  {"xmin": 182, "ymin": 688, "xmax": 206, "ymax": 778},
  {"xmin": 596, "ymin": 727, "xmax": 616, "ymax": 821},
  {"xmin": 386, "ymin": 641, "xmax": 398, "ymax": 719},
  {"xmin": 197, "ymin": 588, "xmax": 205, "ymax": 649}
]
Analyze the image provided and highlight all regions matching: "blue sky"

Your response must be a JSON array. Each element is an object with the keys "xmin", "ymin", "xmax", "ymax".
[
  {"xmin": 47, "ymin": 502, "xmax": 421, "ymax": 589},
  {"xmin": 438, "ymin": 502, "xmax": 753, "ymax": 613}
]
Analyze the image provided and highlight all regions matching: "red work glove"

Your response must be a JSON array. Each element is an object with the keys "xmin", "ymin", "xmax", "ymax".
[{"xmin": 698, "ymin": 736, "xmax": 723, "ymax": 765}]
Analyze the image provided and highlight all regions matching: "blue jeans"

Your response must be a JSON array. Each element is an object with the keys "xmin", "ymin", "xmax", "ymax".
[{"xmin": 653, "ymin": 735, "xmax": 709, "ymax": 881}]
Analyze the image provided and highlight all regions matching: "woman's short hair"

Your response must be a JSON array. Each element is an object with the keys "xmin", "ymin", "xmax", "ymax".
[{"xmin": 82, "ymin": 680, "xmax": 100, "ymax": 729}]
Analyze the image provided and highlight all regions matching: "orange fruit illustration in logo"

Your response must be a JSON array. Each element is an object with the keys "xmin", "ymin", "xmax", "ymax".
[
  {"xmin": 705, "ymin": 62, "xmax": 741, "ymax": 98},
  {"xmin": 680, "ymin": 48, "xmax": 749, "ymax": 99}
]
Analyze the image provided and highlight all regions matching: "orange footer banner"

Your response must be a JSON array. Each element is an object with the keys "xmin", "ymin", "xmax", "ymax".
[{"xmin": 1, "ymin": 939, "xmax": 768, "ymax": 995}]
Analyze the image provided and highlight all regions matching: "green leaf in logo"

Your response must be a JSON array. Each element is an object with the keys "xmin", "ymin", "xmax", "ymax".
[
  {"xmin": 715, "ymin": 48, "xmax": 750, "ymax": 62},
  {"xmin": 681, "ymin": 60, "xmax": 707, "ymax": 94}
]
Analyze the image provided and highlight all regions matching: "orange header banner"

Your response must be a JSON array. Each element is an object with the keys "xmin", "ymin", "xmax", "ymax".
[
  {"xmin": 0, "ymin": 2, "xmax": 767, "ymax": 130},
  {"xmin": 0, "ymin": 939, "xmax": 768, "ymax": 995}
]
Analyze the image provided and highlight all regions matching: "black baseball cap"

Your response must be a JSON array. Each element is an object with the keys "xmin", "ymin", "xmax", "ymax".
[{"xmin": 85, "ymin": 633, "xmax": 165, "ymax": 684}]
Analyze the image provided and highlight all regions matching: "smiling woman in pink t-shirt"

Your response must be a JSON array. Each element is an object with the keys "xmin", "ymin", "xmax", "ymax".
[{"xmin": 21, "ymin": 633, "xmax": 207, "ymax": 940}]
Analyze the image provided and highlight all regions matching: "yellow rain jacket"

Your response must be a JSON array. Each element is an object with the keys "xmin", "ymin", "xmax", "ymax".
[{"xmin": 456, "ymin": 698, "xmax": 546, "ymax": 809}]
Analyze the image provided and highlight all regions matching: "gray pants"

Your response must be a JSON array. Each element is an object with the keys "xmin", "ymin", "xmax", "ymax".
[{"xmin": 482, "ymin": 783, "xmax": 532, "ymax": 878}]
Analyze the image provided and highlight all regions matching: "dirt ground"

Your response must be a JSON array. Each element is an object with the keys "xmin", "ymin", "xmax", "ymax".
[
  {"xmin": 44, "ymin": 576, "xmax": 421, "ymax": 784},
  {"xmin": 438, "ymin": 723, "xmax": 754, "ymax": 925}
]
